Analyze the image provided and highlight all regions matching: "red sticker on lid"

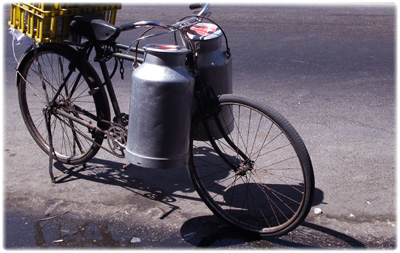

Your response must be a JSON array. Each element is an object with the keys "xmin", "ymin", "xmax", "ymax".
[
  {"xmin": 189, "ymin": 26, "xmax": 217, "ymax": 36},
  {"xmin": 157, "ymin": 45, "xmax": 179, "ymax": 50}
]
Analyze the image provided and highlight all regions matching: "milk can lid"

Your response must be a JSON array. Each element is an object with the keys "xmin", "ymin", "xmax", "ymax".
[{"xmin": 187, "ymin": 23, "xmax": 222, "ymax": 41}]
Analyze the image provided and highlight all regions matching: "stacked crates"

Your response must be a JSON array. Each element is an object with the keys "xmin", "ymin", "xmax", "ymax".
[{"xmin": 9, "ymin": 3, "xmax": 121, "ymax": 43}]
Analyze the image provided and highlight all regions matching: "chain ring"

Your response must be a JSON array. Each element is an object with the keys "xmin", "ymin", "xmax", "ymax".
[{"xmin": 106, "ymin": 125, "xmax": 127, "ymax": 158}]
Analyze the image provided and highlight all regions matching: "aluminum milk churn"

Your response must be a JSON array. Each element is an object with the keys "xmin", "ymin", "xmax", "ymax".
[
  {"xmin": 126, "ymin": 44, "xmax": 194, "ymax": 169},
  {"xmin": 187, "ymin": 23, "xmax": 234, "ymax": 140}
]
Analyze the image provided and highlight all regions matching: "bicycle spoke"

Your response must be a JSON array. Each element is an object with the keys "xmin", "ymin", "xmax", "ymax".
[
  {"xmin": 190, "ymin": 95, "xmax": 313, "ymax": 235},
  {"xmin": 18, "ymin": 46, "xmax": 106, "ymax": 165}
]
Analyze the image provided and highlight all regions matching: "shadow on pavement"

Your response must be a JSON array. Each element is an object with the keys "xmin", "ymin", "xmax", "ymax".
[
  {"xmin": 6, "ymin": 158, "xmax": 366, "ymax": 249},
  {"xmin": 53, "ymin": 158, "xmax": 199, "ymax": 219},
  {"xmin": 52, "ymin": 143, "xmax": 326, "ymax": 220},
  {"xmin": 180, "ymin": 215, "xmax": 366, "ymax": 248},
  {"xmin": 47, "ymin": 154, "xmax": 344, "ymax": 249}
]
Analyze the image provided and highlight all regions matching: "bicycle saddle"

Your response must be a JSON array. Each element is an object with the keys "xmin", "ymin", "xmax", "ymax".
[{"xmin": 70, "ymin": 12, "xmax": 121, "ymax": 42}]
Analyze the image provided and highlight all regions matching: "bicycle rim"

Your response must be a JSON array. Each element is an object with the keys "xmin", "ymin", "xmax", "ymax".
[
  {"xmin": 189, "ymin": 94, "xmax": 314, "ymax": 236},
  {"xmin": 17, "ymin": 45, "xmax": 109, "ymax": 165}
]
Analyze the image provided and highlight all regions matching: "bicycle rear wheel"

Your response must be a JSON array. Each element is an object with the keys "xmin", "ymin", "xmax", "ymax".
[
  {"xmin": 189, "ymin": 94, "xmax": 314, "ymax": 236},
  {"xmin": 17, "ymin": 43, "xmax": 110, "ymax": 165}
]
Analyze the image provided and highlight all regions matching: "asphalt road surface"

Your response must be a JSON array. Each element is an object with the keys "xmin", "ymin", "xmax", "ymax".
[{"xmin": 2, "ymin": 3, "xmax": 395, "ymax": 249}]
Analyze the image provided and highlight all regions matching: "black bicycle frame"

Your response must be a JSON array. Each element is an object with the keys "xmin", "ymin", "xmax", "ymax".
[{"xmin": 45, "ymin": 39, "xmax": 251, "ymax": 171}]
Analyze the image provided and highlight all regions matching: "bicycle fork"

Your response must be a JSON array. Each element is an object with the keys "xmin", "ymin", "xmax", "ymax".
[{"xmin": 195, "ymin": 88, "xmax": 254, "ymax": 175}]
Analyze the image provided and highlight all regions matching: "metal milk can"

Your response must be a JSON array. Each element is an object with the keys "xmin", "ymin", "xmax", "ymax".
[
  {"xmin": 187, "ymin": 23, "xmax": 234, "ymax": 140},
  {"xmin": 126, "ymin": 44, "xmax": 194, "ymax": 169}
]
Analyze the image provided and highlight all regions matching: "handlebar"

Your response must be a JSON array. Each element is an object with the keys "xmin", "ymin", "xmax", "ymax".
[
  {"xmin": 190, "ymin": 3, "xmax": 210, "ymax": 16},
  {"xmin": 120, "ymin": 3, "xmax": 210, "ymax": 32},
  {"xmin": 189, "ymin": 3, "xmax": 204, "ymax": 10}
]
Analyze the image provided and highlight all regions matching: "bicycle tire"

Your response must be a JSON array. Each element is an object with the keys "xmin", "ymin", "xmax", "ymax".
[
  {"xmin": 189, "ymin": 94, "xmax": 314, "ymax": 236},
  {"xmin": 17, "ymin": 43, "xmax": 110, "ymax": 165}
]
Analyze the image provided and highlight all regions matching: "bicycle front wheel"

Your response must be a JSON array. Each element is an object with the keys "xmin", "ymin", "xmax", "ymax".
[
  {"xmin": 189, "ymin": 94, "xmax": 314, "ymax": 236},
  {"xmin": 17, "ymin": 43, "xmax": 110, "ymax": 165}
]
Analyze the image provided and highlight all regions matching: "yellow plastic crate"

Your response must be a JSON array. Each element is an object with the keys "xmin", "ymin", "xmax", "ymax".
[{"xmin": 9, "ymin": 3, "xmax": 121, "ymax": 43}]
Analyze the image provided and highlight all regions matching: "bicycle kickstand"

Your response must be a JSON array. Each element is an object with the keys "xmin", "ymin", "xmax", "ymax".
[{"xmin": 44, "ymin": 110, "xmax": 56, "ymax": 183}]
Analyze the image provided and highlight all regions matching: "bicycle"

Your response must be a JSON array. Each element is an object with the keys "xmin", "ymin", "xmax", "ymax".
[{"xmin": 14, "ymin": 3, "xmax": 314, "ymax": 237}]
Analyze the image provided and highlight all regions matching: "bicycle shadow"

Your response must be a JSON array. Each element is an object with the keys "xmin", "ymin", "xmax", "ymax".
[
  {"xmin": 53, "ymin": 157, "xmax": 198, "ymax": 219},
  {"xmin": 52, "ymin": 145, "xmax": 330, "ymax": 248},
  {"xmin": 179, "ymin": 215, "xmax": 366, "ymax": 248},
  {"xmin": 51, "ymin": 144, "xmax": 240, "ymax": 218},
  {"xmin": 177, "ymin": 146, "xmax": 363, "ymax": 248}
]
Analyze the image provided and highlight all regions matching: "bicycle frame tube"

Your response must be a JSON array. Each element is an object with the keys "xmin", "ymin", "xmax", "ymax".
[
  {"xmin": 99, "ymin": 61, "xmax": 122, "ymax": 119},
  {"xmin": 42, "ymin": 42, "xmax": 142, "ymax": 140},
  {"xmin": 52, "ymin": 107, "xmax": 107, "ymax": 135},
  {"xmin": 87, "ymin": 43, "xmax": 144, "ymax": 125},
  {"xmin": 114, "ymin": 43, "xmax": 144, "ymax": 63},
  {"xmin": 50, "ymin": 68, "xmax": 77, "ymax": 105}
]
